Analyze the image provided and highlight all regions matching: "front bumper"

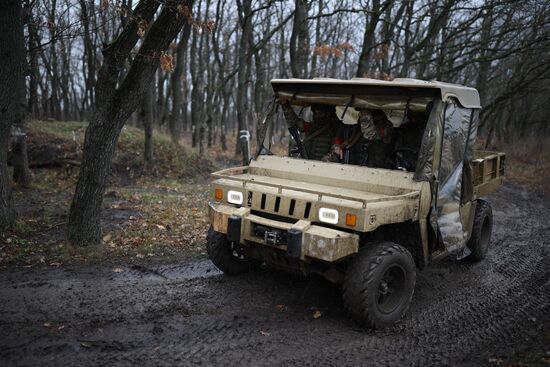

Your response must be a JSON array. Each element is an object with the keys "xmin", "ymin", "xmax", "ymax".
[{"xmin": 209, "ymin": 202, "xmax": 359, "ymax": 262}]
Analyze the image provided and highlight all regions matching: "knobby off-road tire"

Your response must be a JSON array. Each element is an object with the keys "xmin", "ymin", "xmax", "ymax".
[
  {"xmin": 343, "ymin": 242, "xmax": 416, "ymax": 329},
  {"xmin": 207, "ymin": 227, "xmax": 260, "ymax": 275},
  {"xmin": 466, "ymin": 199, "xmax": 493, "ymax": 261}
]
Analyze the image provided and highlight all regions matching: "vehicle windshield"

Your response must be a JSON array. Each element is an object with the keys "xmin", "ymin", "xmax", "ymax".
[{"xmin": 274, "ymin": 99, "xmax": 432, "ymax": 172}]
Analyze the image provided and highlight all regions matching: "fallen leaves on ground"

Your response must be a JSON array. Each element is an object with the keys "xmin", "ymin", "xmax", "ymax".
[
  {"xmin": 2, "ymin": 121, "xmax": 216, "ymax": 267},
  {"xmin": 275, "ymin": 304, "xmax": 286, "ymax": 312}
]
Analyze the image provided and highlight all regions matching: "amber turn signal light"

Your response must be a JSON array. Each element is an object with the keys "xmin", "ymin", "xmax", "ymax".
[
  {"xmin": 214, "ymin": 188, "xmax": 223, "ymax": 201},
  {"xmin": 346, "ymin": 213, "xmax": 357, "ymax": 227}
]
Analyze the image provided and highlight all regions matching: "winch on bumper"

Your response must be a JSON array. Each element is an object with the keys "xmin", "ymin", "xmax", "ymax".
[{"xmin": 209, "ymin": 202, "xmax": 359, "ymax": 262}]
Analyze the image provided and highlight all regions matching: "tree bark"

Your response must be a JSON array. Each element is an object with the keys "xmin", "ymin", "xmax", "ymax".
[
  {"xmin": 24, "ymin": 0, "xmax": 39, "ymax": 118},
  {"xmin": 289, "ymin": 0, "xmax": 309, "ymax": 78},
  {"xmin": 79, "ymin": 0, "xmax": 96, "ymax": 114},
  {"xmin": 68, "ymin": 0, "xmax": 194, "ymax": 245},
  {"xmin": 0, "ymin": 0, "xmax": 26, "ymax": 228},
  {"xmin": 169, "ymin": 24, "xmax": 192, "ymax": 142},
  {"xmin": 141, "ymin": 84, "xmax": 154, "ymax": 162},
  {"xmin": 356, "ymin": 0, "xmax": 382, "ymax": 77},
  {"xmin": 12, "ymin": 122, "xmax": 32, "ymax": 187},
  {"xmin": 235, "ymin": 0, "xmax": 253, "ymax": 155}
]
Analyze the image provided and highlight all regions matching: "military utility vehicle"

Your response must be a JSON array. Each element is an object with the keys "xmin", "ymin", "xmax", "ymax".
[{"xmin": 207, "ymin": 78, "xmax": 505, "ymax": 328}]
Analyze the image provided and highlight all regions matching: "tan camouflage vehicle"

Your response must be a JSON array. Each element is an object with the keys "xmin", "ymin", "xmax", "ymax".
[{"xmin": 207, "ymin": 78, "xmax": 505, "ymax": 328}]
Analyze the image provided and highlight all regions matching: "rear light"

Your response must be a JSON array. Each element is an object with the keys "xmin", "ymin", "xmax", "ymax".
[
  {"xmin": 346, "ymin": 213, "xmax": 357, "ymax": 227},
  {"xmin": 214, "ymin": 188, "xmax": 223, "ymax": 201}
]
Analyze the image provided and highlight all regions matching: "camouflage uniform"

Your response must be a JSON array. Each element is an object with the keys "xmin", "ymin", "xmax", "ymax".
[
  {"xmin": 281, "ymin": 102, "xmax": 342, "ymax": 161},
  {"xmin": 359, "ymin": 110, "xmax": 394, "ymax": 168}
]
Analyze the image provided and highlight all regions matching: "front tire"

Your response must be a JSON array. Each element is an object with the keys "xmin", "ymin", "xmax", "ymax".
[
  {"xmin": 207, "ymin": 227, "xmax": 260, "ymax": 275},
  {"xmin": 466, "ymin": 199, "xmax": 493, "ymax": 261},
  {"xmin": 343, "ymin": 242, "xmax": 416, "ymax": 329}
]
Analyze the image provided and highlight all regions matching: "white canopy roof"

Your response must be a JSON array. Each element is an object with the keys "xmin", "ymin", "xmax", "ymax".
[{"xmin": 271, "ymin": 77, "xmax": 481, "ymax": 109}]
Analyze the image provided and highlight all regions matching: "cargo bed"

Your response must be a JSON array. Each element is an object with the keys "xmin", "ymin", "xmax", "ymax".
[{"xmin": 472, "ymin": 150, "xmax": 506, "ymax": 197}]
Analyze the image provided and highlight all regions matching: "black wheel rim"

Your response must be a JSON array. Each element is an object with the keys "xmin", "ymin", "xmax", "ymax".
[{"xmin": 376, "ymin": 264, "xmax": 407, "ymax": 314}]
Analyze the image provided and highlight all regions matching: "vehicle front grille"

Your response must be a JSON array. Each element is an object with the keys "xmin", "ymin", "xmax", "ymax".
[{"xmin": 247, "ymin": 191, "xmax": 313, "ymax": 221}]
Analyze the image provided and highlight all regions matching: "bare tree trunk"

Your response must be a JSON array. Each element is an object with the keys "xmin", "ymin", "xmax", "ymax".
[
  {"xmin": 25, "ymin": 0, "xmax": 39, "ymax": 118},
  {"xmin": 79, "ymin": 0, "xmax": 96, "ymax": 115},
  {"xmin": 0, "ymin": 0, "xmax": 25, "ymax": 228},
  {"xmin": 356, "ymin": 0, "xmax": 382, "ymax": 77},
  {"xmin": 235, "ymin": 0, "xmax": 252, "ymax": 155},
  {"xmin": 309, "ymin": 0, "xmax": 322, "ymax": 78},
  {"xmin": 169, "ymin": 24, "xmax": 191, "ymax": 142},
  {"xmin": 68, "ymin": 0, "xmax": 194, "ymax": 245},
  {"xmin": 12, "ymin": 121, "xmax": 32, "ymax": 187},
  {"xmin": 141, "ymin": 83, "xmax": 154, "ymax": 162},
  {"xmin": 289, "ymin": 0, "xmax": 309, "ymax": 78}
]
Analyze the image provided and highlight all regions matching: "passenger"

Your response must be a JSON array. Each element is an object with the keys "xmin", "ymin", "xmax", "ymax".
[
  {"xmin": 281, "ymin": 102, "xmax": 342, "ymax": 160},
  {"xmin": 358, "ymin": 109, "xmax": 394, "ymax": 168}
]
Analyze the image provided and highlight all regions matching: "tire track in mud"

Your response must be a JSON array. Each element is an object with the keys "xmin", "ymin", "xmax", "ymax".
[{"xmin": 0, "ymin": 184, "xmax": 549, "ymax": 366}]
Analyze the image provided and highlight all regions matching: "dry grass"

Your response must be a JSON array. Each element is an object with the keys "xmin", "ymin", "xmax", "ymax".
[
  {"xmin": 485, "ymin": 137, "xmax": 550, "ymax": 196},
  {"xmin": 0, "ymin": 121, "xmax": 217, "ymax": 268}
]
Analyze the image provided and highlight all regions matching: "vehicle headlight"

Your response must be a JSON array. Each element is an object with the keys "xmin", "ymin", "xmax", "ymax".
[
  {"xmin": 227, "ymin": 190, "xmax": 244, "ymax": 205},
  {"xmin": 318, "ymin": 208, "xmax": 339, "ymax": 224}
]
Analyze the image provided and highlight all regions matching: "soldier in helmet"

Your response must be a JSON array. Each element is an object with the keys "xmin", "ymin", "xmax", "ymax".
[
  {"xmin": 281, "ymin": 101, "xmax": 343, "ymax": 160},
  {"xmin": 358, "ymin": 109, "xmax": 394, "ymax": 168}
]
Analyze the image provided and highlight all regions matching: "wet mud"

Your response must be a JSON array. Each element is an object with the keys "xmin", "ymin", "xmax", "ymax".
[{"xmin": 1, "ymin": 184, "xmax": 549, "ymax": 366}]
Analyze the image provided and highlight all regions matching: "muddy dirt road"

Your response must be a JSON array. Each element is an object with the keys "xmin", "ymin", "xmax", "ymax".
[{"xmin": 1, "ymin": 183, "xmax": 549, "ymax": 366}]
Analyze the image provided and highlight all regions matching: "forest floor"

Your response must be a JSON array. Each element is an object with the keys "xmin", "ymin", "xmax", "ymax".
[
  {"xmin": 0, "ymin": 121, "xmax": 549, "ymax": 366},
  {"xmin": 0, "ymin": 120, "xmax": 226, "ymax": 268}
]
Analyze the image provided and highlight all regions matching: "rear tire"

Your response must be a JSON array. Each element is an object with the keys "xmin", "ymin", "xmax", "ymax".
[
  {"xmin": 207, "ymin": 227, "xmax": 260, "ymax": 275},
  {"xmin": 466, "ymin": 199, "xmax": 493, "ymax": 261},
  {"xmin": 343, "ymin": 242, "xmax": 416, "ymax": 329}
]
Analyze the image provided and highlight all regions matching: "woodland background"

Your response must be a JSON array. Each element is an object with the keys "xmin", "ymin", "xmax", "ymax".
[
  {"xmin": 18, "ymin": 0, "xmax": 550, "ymax": 145},
  {"xmin": 0, "ymin": 0, "xmax": 549, "ymax": 264}
]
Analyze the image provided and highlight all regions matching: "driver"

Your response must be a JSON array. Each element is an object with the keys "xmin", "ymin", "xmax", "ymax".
[
  {"xmin": 358, "ymin": 109, "xmax": 394, "ymax": 168},
  {"xmin": 281, "ymin": 102, "xmax": 342, "ymax": 160}
]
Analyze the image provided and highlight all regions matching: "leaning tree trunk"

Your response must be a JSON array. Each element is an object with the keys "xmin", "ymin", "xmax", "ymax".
[
  {"xmin": 0, "ymin": 0, "xmax": 26, "ymax": 228},
  {"xmin": 68, "ymin": 0, "xmax": 194, "ymax": 245}
]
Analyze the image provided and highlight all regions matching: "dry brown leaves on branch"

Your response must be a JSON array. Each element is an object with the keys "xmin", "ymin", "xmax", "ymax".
[
  {"xmin": 160, "ymin": 52, "xmax": 175, "ymax": 72},
  {"xmin": 137, "ymin": 19, "xmax": 148, "ymax": 38},
  {"xmin": 374, "ymin": 42, "xmax": 390, "ymax": 60},
  {"xmin": 313, "ymin": 42, "xmax": 353, "ymax": 59},
  {"xmin": 361, "ymin": 71, "xmax": 394, "ymax": 81},
  {"xmin": 176, "ymin": 3, "xmax": 216, "ymax": 33}
]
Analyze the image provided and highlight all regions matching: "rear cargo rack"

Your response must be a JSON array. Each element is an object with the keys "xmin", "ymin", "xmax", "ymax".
[{"xmin": 211, "ymin": 166, "xmax": 419, "ymax": 209}]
